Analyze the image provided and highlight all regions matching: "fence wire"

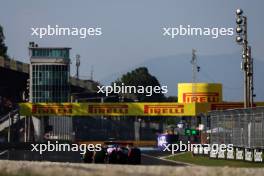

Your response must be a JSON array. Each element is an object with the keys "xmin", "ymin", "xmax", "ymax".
[{"xmin": 209, "ymin": 107, "xmax": 264, "ymax": 149}]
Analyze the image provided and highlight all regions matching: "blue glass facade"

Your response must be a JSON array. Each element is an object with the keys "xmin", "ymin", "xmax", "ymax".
[
  {"xmin": 32, "ymin": 64, "xmax": 69, "ymax": 103},
  {"xmin": 31, "ymin": 48, "xmax": 70, "ymax": 59}
]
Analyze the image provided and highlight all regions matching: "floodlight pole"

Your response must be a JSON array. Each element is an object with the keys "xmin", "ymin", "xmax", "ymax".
[
  {"xmin": 191, "ymin": 49, "xmax": 197, "ymax": 100},
  {"xmin": 243, "ymin": 16, "xmax": 249, "ymax": 108},
  {"xmin": 236, "ymin": 10, "xmax": 254, "ymax": 108},
  {"xmin": 76, "ymin": 54, "xmax": 80, "ymax": 79}
]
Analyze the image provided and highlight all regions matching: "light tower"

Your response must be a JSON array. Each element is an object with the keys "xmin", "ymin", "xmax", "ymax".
[
  {"xmin": 191, "ymin": 49, "xmax": 197, "ymax": 85},
  {"xmin": 76, "ymin": 54, "xmax": 80, "ymax": 79},
  {"xmin": 235, "ymin": 9, "xmax": 254, "ymax": 108},
  {"xmin": 190, "ymin": 49, "xmax": 200, "ymax": 99}
]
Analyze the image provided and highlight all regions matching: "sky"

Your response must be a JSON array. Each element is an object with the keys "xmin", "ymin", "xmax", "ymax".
[{"xmin": 0, "ymin": 0, "xmax": 263, "ymax": 82}]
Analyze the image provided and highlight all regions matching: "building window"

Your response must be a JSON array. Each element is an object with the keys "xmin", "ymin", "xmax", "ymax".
[
  {"xmin": 32, "ymin": 64, "xmax": 69, "ymax": 103},
  {"xmin": 31, "ymin": 48, "xmax": 70, "ymax": 59}
]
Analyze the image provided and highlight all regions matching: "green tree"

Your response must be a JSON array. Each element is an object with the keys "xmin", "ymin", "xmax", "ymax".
[
  {"xmin": 165, "ymin": 96, "xmax": 178, "ymax": 102},
  {"xmin": 0, "ymin": 25, "xmax": 8, "ymax": 58},
  {"xmin": 113, "ymin": 67, "xmax": 166, "ymax": 102}
]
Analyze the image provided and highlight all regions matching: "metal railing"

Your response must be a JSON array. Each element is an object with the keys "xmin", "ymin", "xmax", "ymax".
[
  {"xmin": 0, "ymin": 109, "xmax": 19, "ymax": 124},
  {"xmin": 209, "ymin": 107, "xmax": 264, "ymax": 149}
]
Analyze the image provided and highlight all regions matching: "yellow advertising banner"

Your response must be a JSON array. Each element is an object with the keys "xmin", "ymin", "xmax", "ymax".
[
  {"xmin": 19, "ymin": 102, "xmax": 197, "ymax": 116},
  {"xmin": 19, "ymin": 102, "xmax": 264, "ymax": 117},
  {"xmin": 178, "ymin": 83, "xmax": 223, "ymax": 103}
]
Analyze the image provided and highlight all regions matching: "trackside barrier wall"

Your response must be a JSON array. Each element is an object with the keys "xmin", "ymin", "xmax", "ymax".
[
  {"xmin": 192, "ymin": 146, "xmax": 263, "ymax": 162},
  {"xmin": 192, "ymin": 107, "xmax": 264, "ymax": 163}
]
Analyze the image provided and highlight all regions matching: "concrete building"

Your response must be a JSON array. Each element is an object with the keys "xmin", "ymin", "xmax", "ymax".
[{"xmin": 29, "ymin": 42, "xmax": 73, "ymax": 141}]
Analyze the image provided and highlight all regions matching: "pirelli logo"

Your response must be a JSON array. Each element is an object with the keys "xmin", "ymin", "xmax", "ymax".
[
  {"xmin": 88, "ymin": 104, "xmax": 128, "ymax": 114},
  {"xmin": 144, "ymin": 105, "xmax": 184, "ymax": 115},
  {"xmin": 32, "ymin": 105, "xmax": 73, "ymax": 114},
  {"xmin": 182, "ymin": 92, "xmax": 220, "ymax": 103}
]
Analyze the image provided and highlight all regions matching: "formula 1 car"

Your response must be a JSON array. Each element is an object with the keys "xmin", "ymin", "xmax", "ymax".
[{"xmin": 82, "ymin": 140, "xmax": 141, "ymax": 164}]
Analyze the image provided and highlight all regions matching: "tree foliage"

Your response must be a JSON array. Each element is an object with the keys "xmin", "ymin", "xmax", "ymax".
[
  {"xmin": 0, "ymin": 25, "xmax": 8, "ymax": 58},
  {"xmin": 166, "ymin": 96, "xmax": 178, "ymax": 102},
  {"xmin": 113, "ymin": 67, "xmax": 166, "ymax": 102}
]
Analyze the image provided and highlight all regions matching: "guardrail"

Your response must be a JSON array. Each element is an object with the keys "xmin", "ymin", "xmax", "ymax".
[
  {"xmin": 0, "ymin": 109, "xmax": 19, "ymax": 124},
  {"xmin": 0, "ymin": 109, "xmax": 20, "ymax": 132}
]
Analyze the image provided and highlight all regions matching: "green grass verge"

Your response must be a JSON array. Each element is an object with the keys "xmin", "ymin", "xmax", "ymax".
[{"xmin": 166, "ymin": 152, "xmax": 264, "ymax": 168}]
